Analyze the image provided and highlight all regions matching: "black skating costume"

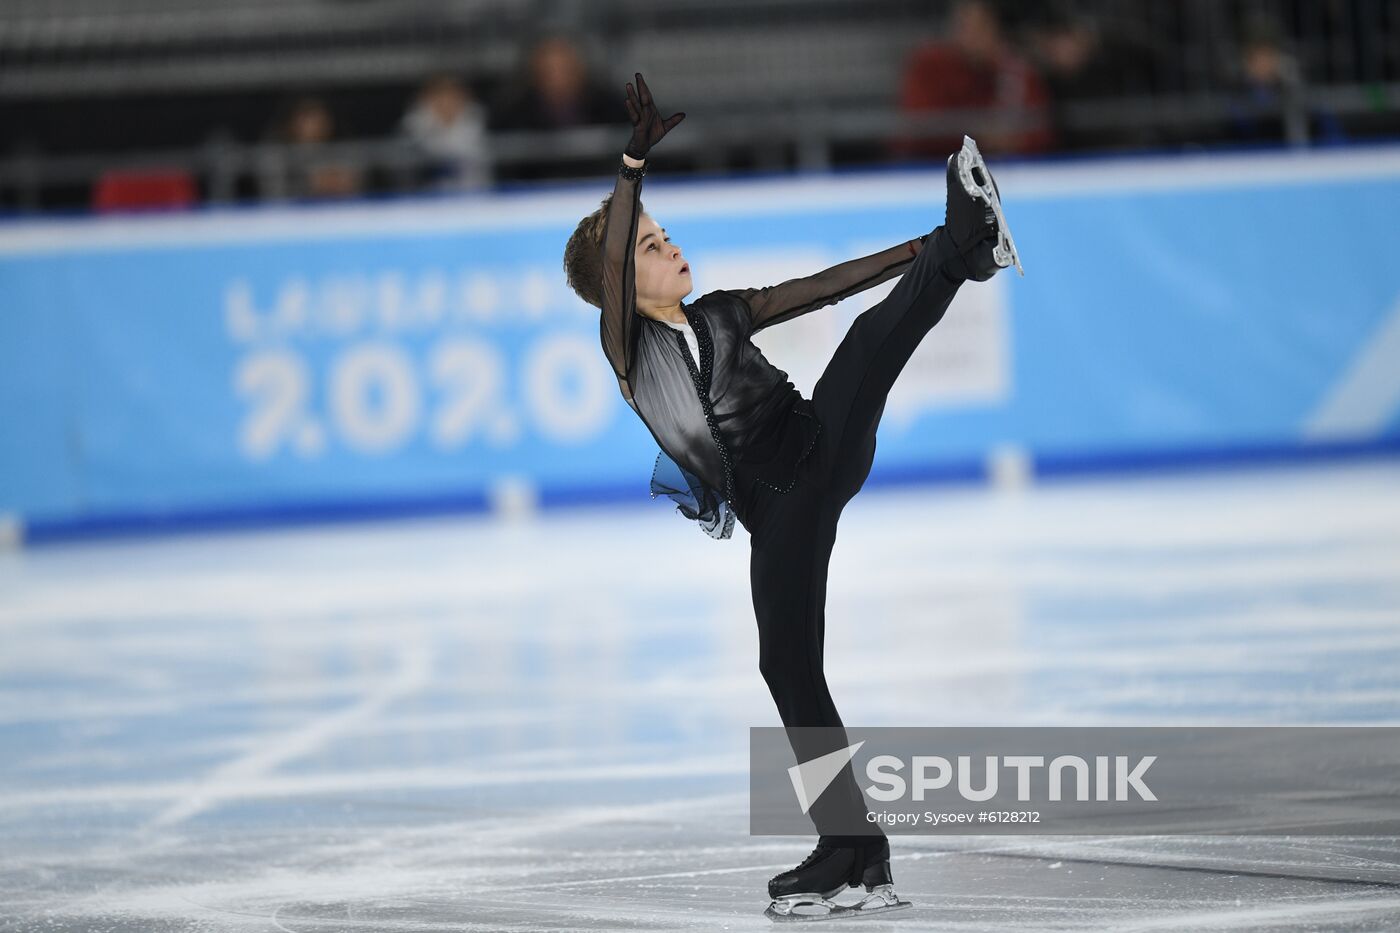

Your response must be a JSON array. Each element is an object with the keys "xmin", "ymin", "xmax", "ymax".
[
  {"xmin": 599, "ymin": 158, "xmax": 975, "ymax": 851},
  {"xmin": 594, "ymin": 70, "xmax": 1014, "ymax": 924}
]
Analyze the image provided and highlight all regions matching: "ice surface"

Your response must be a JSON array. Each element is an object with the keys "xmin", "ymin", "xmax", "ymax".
[{"xmin": 2, "ymin": 461, "xmax": 1400, "ymax": 931}]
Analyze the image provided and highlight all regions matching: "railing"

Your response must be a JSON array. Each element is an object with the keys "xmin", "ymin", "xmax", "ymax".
[{"xmin": 4, "ymin": 88, "xmax": 1396, "ymax": 213}]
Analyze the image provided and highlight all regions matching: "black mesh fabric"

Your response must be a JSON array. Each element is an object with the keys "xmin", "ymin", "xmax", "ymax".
[{"xmin": 599, "ymin": 161, "xmax": 924, "ymax": 536}]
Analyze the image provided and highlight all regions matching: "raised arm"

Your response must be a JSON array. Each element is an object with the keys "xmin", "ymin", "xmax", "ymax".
[
  {"xmin": 598, "ymin": 154, "xmax": 646, "ymax": 389},
  {"xmin": 729, "ymin": 238, "xmax": 926, "ymax": 334},
  {"xmin": 597, "ymin": 72, "xmax": 685, "ymax": 396}
]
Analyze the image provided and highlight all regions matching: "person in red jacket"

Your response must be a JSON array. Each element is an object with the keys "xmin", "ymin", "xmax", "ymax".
[{"xmin": 896, "ymin": 0, "xmax": 1053, "ymax": 159}]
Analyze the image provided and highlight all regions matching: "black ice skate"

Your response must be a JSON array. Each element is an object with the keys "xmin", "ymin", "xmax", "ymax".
[
  {"xmin": 952, "ymin": 134, "xmax": 1023, "ymax": 276},
  {"xmin": 764, "ymin": 837, "xmax": 912, "ymax": 923}
]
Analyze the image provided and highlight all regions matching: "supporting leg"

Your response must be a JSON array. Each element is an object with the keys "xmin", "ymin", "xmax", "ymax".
[{"xmin": 749, "ymin": 491, "xmax": 880, "ymax": 840}]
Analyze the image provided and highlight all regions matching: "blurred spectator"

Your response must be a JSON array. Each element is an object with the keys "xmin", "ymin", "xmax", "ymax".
[
  {"xmin": 489, "ymin": 37, "xmax": 625, "ymax": 180},
  {"xmin": 1227, "ymin": 18, "xmax": 1343, "ymax": 148},
  {"xmin": 401, "ymin": 75, "xmax": 492, "ymax": 191},
  {"xmin": 895, "ymin": 0, "xmax": 1052, "ymax": 160},
  {"xmin": 264, "ymin": 96, "xmax": 363, "ymax": 200},
  {"xmin": 490, "ymin": 37, "xmax": 621, "ymax": 132},
  {"xmin": 1028, "ymin": 10, "xmax": 1165, "ymax": 150}
]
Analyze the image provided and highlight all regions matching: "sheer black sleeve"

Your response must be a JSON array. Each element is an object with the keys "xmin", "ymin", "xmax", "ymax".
[
  {"xmin": 727, "ymin": 238, "xmax": 925, "ymax": 334},
  {"xmin": 599, "ymin": 163, "xmax": 646, "ymax": 401}
]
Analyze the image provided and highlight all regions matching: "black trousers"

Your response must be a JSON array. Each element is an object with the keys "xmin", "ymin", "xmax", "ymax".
[{"xmin": 741, "ymin": 244, "xmax": 965, "ymax": 845}]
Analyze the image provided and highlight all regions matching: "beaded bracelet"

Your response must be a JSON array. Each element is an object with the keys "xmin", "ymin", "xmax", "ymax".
[{"xmin": 618, "ymin": 161, "xmax": 646, "ymax": 181}]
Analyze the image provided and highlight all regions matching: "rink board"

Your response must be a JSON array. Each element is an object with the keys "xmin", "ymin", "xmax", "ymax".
[{"xmin": 2, "ymin": 146, "xmax": 1399, "ymax": 539}]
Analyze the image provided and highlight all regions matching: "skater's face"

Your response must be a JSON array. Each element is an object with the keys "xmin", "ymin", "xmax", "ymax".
[{"xmin": 634, "ymin": 212, "xmax": 692, "ymax": 312}]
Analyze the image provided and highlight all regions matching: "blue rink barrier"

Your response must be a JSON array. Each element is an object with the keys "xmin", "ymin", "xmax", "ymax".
[{"xmin": 3, "ymin": 147, "xmax": 1400, "ymax": 545}]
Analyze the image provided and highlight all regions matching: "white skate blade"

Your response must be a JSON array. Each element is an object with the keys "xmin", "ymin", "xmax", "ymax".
[
  {"xmin": 765, "ymin": 884, "xmax": 913, "ymax": 923},
  {"xmin": 956, "ymin": 135, "xmax": 1024, "ymax": 276}
]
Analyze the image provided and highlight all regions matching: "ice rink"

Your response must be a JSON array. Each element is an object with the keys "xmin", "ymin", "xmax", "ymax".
[{"xmin": 3, "ymin": 460, "xmax": 1400, "ymax": 932}]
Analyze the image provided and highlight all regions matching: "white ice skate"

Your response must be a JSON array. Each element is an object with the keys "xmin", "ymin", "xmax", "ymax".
[
  {"xmin": 955, "ymin": 135, "xmax": 1023, "ymax": 276},
  {"xmin": 765, "ymin": 883, "xmax": 912, "ymax": 923}
]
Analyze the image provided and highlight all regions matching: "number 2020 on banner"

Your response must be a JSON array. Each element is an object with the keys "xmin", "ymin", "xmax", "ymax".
[{"xmin": 234, "ymin": 336, "xmax": 613, "ymax": 461}]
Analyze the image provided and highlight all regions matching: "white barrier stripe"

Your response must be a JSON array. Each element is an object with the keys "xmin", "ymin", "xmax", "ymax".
[
  {"xmin": 0, "ymin": 145, "xmax": 1398, "ymax": 256},
  {"xmin": 1303, "ymin": 293, "xmax": 1400, "ymax": 440}
]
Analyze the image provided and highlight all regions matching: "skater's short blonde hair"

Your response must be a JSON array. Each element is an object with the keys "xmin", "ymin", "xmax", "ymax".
[{"xmin": 563, "ymin": 193, "xmax": 644, "ymax": 310}]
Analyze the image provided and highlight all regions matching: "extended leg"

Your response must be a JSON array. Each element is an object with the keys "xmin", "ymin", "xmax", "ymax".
[
  {"xmin": 811, "ymin": 248, "xmax": 962, "ymax": 504},
  {"xmin": 813, "ymin": 139, "xmax": 1011, "ymax": 504}
]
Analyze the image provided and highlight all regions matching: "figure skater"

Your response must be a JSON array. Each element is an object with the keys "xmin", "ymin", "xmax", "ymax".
[{"xmin": 562, "ymin": 72, "xmax": 1019, "ymax": 921}]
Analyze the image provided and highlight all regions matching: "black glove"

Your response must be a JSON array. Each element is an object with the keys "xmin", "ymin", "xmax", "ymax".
[{"xmin": 623, "ymin": 72, "xmax": 685, "ymax": 160}]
